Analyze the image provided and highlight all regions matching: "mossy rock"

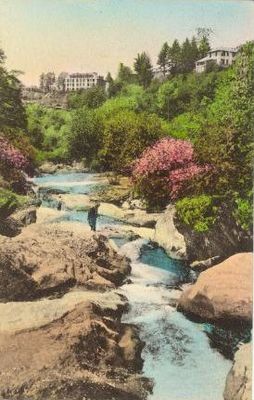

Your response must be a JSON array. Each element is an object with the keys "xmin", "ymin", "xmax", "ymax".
[{"xmin": 0, "ymin": 188, "xmax": 27, "ymax": 219}]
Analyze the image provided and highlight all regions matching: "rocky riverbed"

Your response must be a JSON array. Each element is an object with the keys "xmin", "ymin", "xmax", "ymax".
[
  {"xmin": 0, "ymin": 208, "xmax": 151, "ymax": 399},
  {"xmin": 0, "ymin": 170, "xmax": 252, "ymax": 400}
]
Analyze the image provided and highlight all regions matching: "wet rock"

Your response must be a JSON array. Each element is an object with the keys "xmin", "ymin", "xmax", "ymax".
[
  {"xmin": 178, "ymin": 253, "xmax": 252, "ymax": 323},
  {"xmin": 190, "ymin": 256, "xmax": 221, "ymax": 272},
  {"xmin": 99, "ymin": 202, "xmax": 160, "ymax": 228},
  {"xmin": 154, "ymin": 205, "xmax": 187, "ymax": 260},
  {"xmin": 224, "ymin": 342, "xmax": 252, "ymax": 400},
  {"xmin": 0, "ymin": 224, "xmax": 131, "ymax": 301},
  {"xmin": 39, "ymin": 161, "xmax": 88, "ymax": 174}
]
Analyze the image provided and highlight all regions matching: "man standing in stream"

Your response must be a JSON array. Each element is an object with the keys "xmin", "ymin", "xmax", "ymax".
[{"xmin": 87, "ymin": 202, "xmax": 100, "ymax": 232}]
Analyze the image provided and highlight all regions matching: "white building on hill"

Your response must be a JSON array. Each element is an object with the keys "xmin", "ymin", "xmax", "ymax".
[
  {"xmin": 64, "ymin": 72, "xmax": 105, "ymax": 91},
  {"xmin": 195, "ymin": 47, "xmax": 238, "ymax": 73}
]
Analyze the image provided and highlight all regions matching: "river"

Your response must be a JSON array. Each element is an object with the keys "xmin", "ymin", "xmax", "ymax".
[{"xmin": 34, "ymin": 171, "xmax": 233, "ymax": 400}]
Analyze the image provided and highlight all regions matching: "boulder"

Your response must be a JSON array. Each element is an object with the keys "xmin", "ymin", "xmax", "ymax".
[
  {"xmin": 99, "ymin": 202, "xmax": 160, "ymax": 228},
  {"xmin": 175, "ymin": 204, "xmax": 252, "ymax": 262},
  {"xmin": 0, "ymin": 295, "xmax": 150, "ymax": 400},
  {"xmin": 12, "ymin": 206, "xmax": 37, "ymax": 226},
  {"xmin": 224, "ymin": 342, "xmax": 252, "ymax": 400},
  {"xmin": 178, "ymin": 253, "xmax": 252, "ymax": 322},
  {"xmin": 0, "ymin": 223, "xmax": 131, "ymax": 301},
  {"xmin": 154, "ymin": 205, "xmax": 187, "ymax": 259},
  {"xmin": 0, "ymin": 207, "xmax": 37, "ymax": 238}
]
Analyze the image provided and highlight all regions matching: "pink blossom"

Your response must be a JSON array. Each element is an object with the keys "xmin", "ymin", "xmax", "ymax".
[
  {"xmin": 169, "ymin": 164, "xmax": 211, "ymax": 199},
  {"xmin": 133, "ymin": 138, "xmax": 194, "ymax": 177},
  {"xmin": 0, "ymin": 136, "xmax": 28, "ymax": 170},
  {"xmin": 132, "ymin": 137, "xmax": 212, "ymax": 201}
]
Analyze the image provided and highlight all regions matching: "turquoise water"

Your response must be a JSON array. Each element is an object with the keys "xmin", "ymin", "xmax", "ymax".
[{"xmin": 34, "ymin": 172, "xmax": 233, "ymax": 400}]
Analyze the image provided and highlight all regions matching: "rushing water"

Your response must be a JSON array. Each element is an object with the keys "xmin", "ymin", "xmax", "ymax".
[{"xmin": 34, "ymin": 172, "xmax": 233, "ymax": 400}]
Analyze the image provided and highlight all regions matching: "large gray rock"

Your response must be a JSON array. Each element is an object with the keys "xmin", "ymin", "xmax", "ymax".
[
  {"xmin": 178, "ymin": 253, "xmax": 252, "ymax": 322},
  {"xmin": 224, "ymin": 342, "xmax": 252, "ymax": 400},
  {"xmin": 154, "ymin": 205, "xmax": 187, "ymax": 259}
]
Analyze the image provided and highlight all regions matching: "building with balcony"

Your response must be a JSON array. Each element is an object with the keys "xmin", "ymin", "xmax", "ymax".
[
  {"xmin": 64, "ymin": 72, "xmax": 105, "ymax": 91},
  {"xmin": 195, "ymin": 47, "xmax": 238, "ymax": 73}
]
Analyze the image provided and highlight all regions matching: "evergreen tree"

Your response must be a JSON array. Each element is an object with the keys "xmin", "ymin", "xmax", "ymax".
[
  {"xmin": 117, "ymin": 63, "xmax": 134, "ymax": 84},
  {"xmin": 157, "ymin": 42, "xmax": 170, "ymax": 76},
  {"xmin": 169, "ymin": 40, "xmax": 182, "ymax": 75},
  {"xmin": 196, "ymin": 27, "xmax": 212, "ymax": 58},
  {"xmin": 181, "ymin": 37, "xmax": 199, "ymax": 73},
  {"xmin": 134, "ymin": 52, "xmax": 153, "ymax": 88},
  {"xmin": 106, "ymin": 72, "xmax": 122, "ymax": 97}
]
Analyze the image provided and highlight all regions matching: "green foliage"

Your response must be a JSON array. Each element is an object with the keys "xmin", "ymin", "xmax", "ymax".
[
  {"xmin": 156, "ymin": 71, "xmax": 220, "ymax": 120},
  {"xmin": 67, "ymin": 107, "xmax": 103, "ymax": 162},
  {"xmin": 157, "ymin": 42, "xmax": 170, "ymax": 75},
  {"xmin": 0, "ymin": 49, "xmax": 26, "ymax": 131},
  {"xmin": 26, "ymin": 104, "xmax": 71, "ymax": 162},
  {"xmin": 233, "ymin": 195, "xmax": 253, "ymax": 231},
  {"xmin": 98, "ymin": 111, "xmax": 165, "ymax": 171},
  {"xmin": 167, "ymin": 112, "xmax": 204, "ymax": 140},
  {"xmin": 0, "ymin": 188, "xmax": 26, "ymax": 218},
  {"xmin": 67, "ymin": 86, "xmax": 106, "ymax": 109},
  {"xmin": 194, "ymin": 41, "xmax": 254, "ymax": 197},
  {"xmin": 134, "ymin": 52, "xmax": 153, "ymax": 88},
  {"xmin": 96, "ymin": 84, "xmax": 142, "ymax": 119},
  {"xmin": 176, "ymin": 195, "xmax": 218, "ymax": 232}
]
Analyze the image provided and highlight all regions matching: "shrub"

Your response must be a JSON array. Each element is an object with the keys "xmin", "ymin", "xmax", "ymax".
[
  {"xmin": 233, "ymin": 195, "xmax": 253, "ymax": 232},
  {"xmin": 175, "ymin": 195, "xmax": 218, "ymax": 232},
  {"xmin": 0, "ymin": 188, "xmax": 26, "ymax": 219},
  {"xmin": 132, "ymin": 138, "xmax": 210, "ymax": 208},
  {"xmin": 0, "ymin": 135, "xmax": 28, "ymax": 170}
]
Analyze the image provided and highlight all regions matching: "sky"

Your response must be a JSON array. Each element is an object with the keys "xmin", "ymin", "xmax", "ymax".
[{"xmin": 0, "ymin": 0, "xmax": 253, "ymax": 86}]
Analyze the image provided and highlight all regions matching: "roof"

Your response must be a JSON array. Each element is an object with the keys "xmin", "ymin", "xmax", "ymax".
[
  {"xmin": 195, "ymin": 56, "xmax": 210, "ymax": 64},
  {"xmin": 209, "ymin": 47, "xmax": 238, "ymax": 53},
  {"xmin": 68, "ymin": 72, "xmax": 99, "ymax": 78}
]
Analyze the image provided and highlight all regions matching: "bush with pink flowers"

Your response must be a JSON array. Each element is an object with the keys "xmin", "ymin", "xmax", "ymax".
[
  {"xmin": 132, "ymin": 138, "xmax": 211, "ymax": 209},
  {"xmin": 0, "ymin": 136, "xmax": 28, "ymax": 171}
]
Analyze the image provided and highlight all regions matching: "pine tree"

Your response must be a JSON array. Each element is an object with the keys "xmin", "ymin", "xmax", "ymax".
[
  {"xmin": 168, "ymin": 40, "xmax": 182, "ymax": 75},
  {"xmin": 134, "ymin": 52, "xmax": 153, "ymax": 88},
  {"xmin": 196, "ymin": 27, "xmax": 212, "ymax": 58},
  {"xmin": 157, "ymin": 42, "xmax": 170, "ymax": 76}
]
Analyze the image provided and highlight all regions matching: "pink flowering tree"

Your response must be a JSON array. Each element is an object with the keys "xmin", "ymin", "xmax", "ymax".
[{"xmin": 132, "ymin": 138, "xmax": 211, "ymax": 209}]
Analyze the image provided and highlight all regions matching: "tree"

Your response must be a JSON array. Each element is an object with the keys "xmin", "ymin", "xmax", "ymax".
[
  {"xmin": 194, "ymin": 41, "xmax": 254, "ymax": 198},
  {"xmin": 134, "ymin": 52, "xmax": 153, "ymax": 88},
  {"xmin": 105, "ymin": 72, "xmax": 122, "ymax": 98},
  {"xmin": 196, "ymin": 27, "xmax": 212, "ymax": 58},
  {"xmin": 157, "ymin": 42, "xmax": 170, "ymax": 76},
  {"xmin": 99, "ymin": 111, "xmax": 164, "ymax": 171},
  {"xmin": 0, "ymin": 48, "xmax": 26, "ymax": 130},
  {"xmin": 39, "ymin": 72, "xmax": 56, "ymax": 92},
  {"xmin": 117, "ymin": 63, "xmax": 135, "ymax": 84},
  {"xmin": 168, "ymin": 40, "xmax": 182, "ymax": 75},
  {"xmin": 57, "ymin": 72, "xmax": 68, "ymax": 91},
  {"xmin": 67, "ymin": 86, "xmax": 106, "ymax": 109},
  {"xmin": 132, "ymin": 138, "xmax": 210, "ymax": 208},
  {"xmin": 67, "ymin": 107, "xmax": 103, "ymax": 163}
]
